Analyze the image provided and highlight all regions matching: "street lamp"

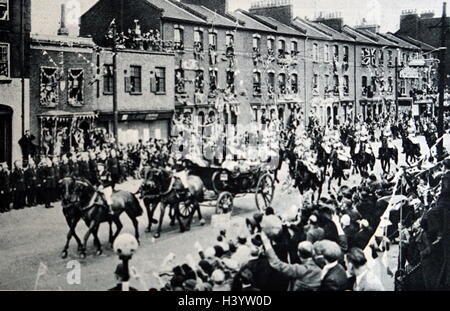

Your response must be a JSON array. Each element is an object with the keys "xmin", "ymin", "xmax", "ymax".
[{"xmin": 113, "ymin": 233, "xmax": 139, "ymax": 291}]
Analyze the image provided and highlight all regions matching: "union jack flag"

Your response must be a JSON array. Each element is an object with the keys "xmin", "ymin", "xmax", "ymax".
[{"xmin": 362, "ymin": 48, "xmax": 376, "ymax": 67}]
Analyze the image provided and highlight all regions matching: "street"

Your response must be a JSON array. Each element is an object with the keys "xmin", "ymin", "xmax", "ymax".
[{"xmin": 0, "ymin": 135, "xmax": 446, "ymax": 291}]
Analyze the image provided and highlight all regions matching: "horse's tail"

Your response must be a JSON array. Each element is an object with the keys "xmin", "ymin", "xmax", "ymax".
[{"xmin": 130, "ymin": 193, "xmax": 144, "ymax": 217}]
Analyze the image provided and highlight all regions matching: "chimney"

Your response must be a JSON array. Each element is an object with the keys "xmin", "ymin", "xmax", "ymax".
[
  {"xmin": 180, "ymin": 0, "xmax": 229, "ymax": 15},
  {"xmin": 399, "ymin": 9, "xmax": 419, "ymax": 36},
  {"xmin": 248, "ymin": 0, "xmax": 293, "ymax": 25},
  {"xmin": 420, "ymin": 10, "xmax": 435, "ymax": 19},
  {"xmin": 315, "ymin": 11, "xmax": 343, "ymax": 32},
  {"xmin": 57, "ymin": 3, "xmax": 69, "ymax": 36},
  {"xmin": 355, "ymin": 18, "xmax": 380, "ymax": 33}
]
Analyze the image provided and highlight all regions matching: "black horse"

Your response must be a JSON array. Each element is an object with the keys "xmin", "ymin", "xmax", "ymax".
[
  {"xmin": 401, "ymin": 133, "xmax": 422, "ymax": 166},
  {"xmin": 328, "ymin": 151, "xmax": 352, "ymax": 190},
  {"xmin": 60, "ymin": 177, "xmax": 143, "ymax": 258},
  {"xmin": 379, "ymin": 138, "xmax": 399, "ymax": 175},
  {"xmin": 352, "ymin": 141, "xmax": 376, "ymax": 175},
  {"xmin": 140, "ymin": 167, "xmax": 205, "ymax": 238}
]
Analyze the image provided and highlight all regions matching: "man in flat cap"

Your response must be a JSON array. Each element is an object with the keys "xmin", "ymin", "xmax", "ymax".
[{"xmin": 314, "ymin": 240, "xmax": 348, "ymax": 291}]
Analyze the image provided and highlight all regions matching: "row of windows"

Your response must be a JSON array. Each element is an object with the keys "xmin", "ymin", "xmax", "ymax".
[
  {"xmin": 0, "ymin": 43, "xmax": 10, "ymax": 78},
  {"xmin": 103, "ymin": 65, "xmax": 166, "ymax": 94},
  {"xmin": 312, "ymin": 43, "xmax": 349, "ymax": 63}
]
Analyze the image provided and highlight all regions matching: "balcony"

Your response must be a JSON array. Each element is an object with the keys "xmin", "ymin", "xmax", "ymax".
[
  {"xmin": 253, "ymin": 84, "xmax": 262, "ymax": 97},
  {"xmin": 333, "ymin": 86, "xmax": 340, "ymax": 96}
]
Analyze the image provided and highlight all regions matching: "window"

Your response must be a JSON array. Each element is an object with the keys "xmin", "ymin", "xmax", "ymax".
[
  {"xmin": 324, "ymin": 74, "xmax": 330, "ymax": 92},
  {"xmin": 195, "ymin": 70, "xmax": 204, "ymax": 93},
  {"xmin": 313, "ymin": 74, "xmax": 319, "ymax": 90},
  {"xmin": 68, "ymin": 69, "xmax": 84, "ymax": 106},
  {"xmin": 175, "ymin": 68, "xmax": 185, "ymax": 94},
  {"xmin": 362, "ymin": 76, "xmax": 368, "ymax": 96},
  {"xmin": 278, "ymin": 73, "xmax": 286, "ymax": 94},
  {"xmin": 371, "ymin": 76, "xmax": 377, "ymax": 92},
  {"xmin": 174, "ymin": 27, "xmax": 184, "ymax": 50},
  {"xmin": 343, "ymin": 75, "xmax": 349, "ymax": 95},
  {"xmin": 103, "ymin": 64, "xmax": 113, "ymax": 94},
  {"xmin": 388, "ymin": 50, "xmax": 394, "ymax": 66},
  {"xmin": 400, "ymin": 79, "xmax": 406, "ymax": 95},
  {"xmin": 343, "ymin": 46, "xmax": 349, "ymax": 62},
  {"xmin": 40, "ymin": 67, "xmax": 59, "ymax": 107},
  {"xmin": 313, "ymin": 43, "xmax": 318, "ymax": 62},
  {"xmin": 324, "ymin": 44, "xmax": 329, "ymax": 62},
  {"xmin": 253, "ymin": 36, "xmax": 261, "ymax": 52},
  {"xmin": 268, "ymin": 38, "xmax": 275, "ymax": 56},
  {"xmin": 226, "ymin": 70, "xmax": 235, "ymax": 93},
  {"xmin": 379, "ymin": 49, "xmax": 384, "ymax": 66},
  {"xmin": 388, "ymin": 77, "xmax": 393, "ymax": 93},
  {"xmin": 268, "ymin": 72, "xmax": 275, "ymax": 94},
  {"xmin": 278, "ymin": 39, "xmax": 286, "ymax": 58},
  {"xmin": 291, "ymin": 41, "xmax": 298, "ymax": 56},
  {"xmin": 0, "ymin": 43, "xmax": 9, "ymax": 78},
  {"xmin": 129, "ymin": 66, "xmax": 142, "ymax": 93},
  {"xmin": 291, "ymin": 73, "xmax": 298, "ymax": 94},
  {"xmin": 226, "ymin": 33, "xmax": 234, "ymax": 57},
  {"xmin": 194, "ymin": 30, "xmax": 204, "ymax": 52},
  {"xmin": 209, "ymin": 69, "xmax": 218, "ymax": 92},
  {"xmin": 155, "ymin": 67, "xmax": 166, "ymax": 93},
  {"xmin": 333, "ymin": 75, "xmax": 339, "ymax": 94},
  {"xmin": 253, "ymin": 72, "xmax": 261, "ymax": 95},
  {"xmin": 209, "ymin": 32, "xmax": 217, "ymax": 51},
  {"xmin": 0, "ymin": 0, "xmax": 8, "ymax": 21},
  {"xmin": 333, "ymin": 45, "xmax": 339, "ymax": 61}
]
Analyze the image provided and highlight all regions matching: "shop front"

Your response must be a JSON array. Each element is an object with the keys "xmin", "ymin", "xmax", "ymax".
[{"xmin": 38, "ymin": 111, "xmax": 98, "ymax": 155}]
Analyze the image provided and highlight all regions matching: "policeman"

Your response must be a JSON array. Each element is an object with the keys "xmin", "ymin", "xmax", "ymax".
[
  {"xmin": 37, "ymin": 158, "xmax": 53, "ymax": 209},
  {"xmin": 107, "ymin": 149, "xmax": 120, "ymax": 191},
  {"xmin": 10, "ymin": 160, "xmax": 26, "ymax": 210},
  {"xmin": 0, "ymin": 163, "xmax": 11, "ymax": 212},
  {"xmin": 50, "ymin": 157, "xmax": 59, "ymax": 202},
  {"xmin": 97, "ymin": 162, "xmax": 114, "ymax": 215},
  {"xmin": 24, "ymin": 158, "xmax": 38, "ymax": 207}
]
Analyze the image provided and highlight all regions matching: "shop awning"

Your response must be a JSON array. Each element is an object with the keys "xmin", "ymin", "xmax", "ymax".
[{"xmin": 38, "ymin": 110, "xmax": 98, "ymax": 121}]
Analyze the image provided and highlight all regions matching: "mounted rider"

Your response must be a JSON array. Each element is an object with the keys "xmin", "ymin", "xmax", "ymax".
[{"xmin": 97, "ymin": 162, "xmax": 114, "ymax": 216}]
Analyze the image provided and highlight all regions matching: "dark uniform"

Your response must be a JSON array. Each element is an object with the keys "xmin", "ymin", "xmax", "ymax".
[
  {"xmin": 107, "ymin": 156, "xmax": 120, "ymax": 190},
  {"xmin": 69, "ymin": 158, "xmax": 79, "ymax": 177},
  {"xmin": 78, "ymin": 160, "xmax": 90, "ymax": 181},
  {"xmin": 59, "ymin": 161, "xmax": 71, "ymax": 179},
  {"xmin": 37, "ymin": 165, "xmax": 54, "ymax": 208},
  {"xmin": 50, "ymin": 163, "xmax": 59, "ymax": 202},
  {"xmin": 88, "ymin": 157, "xmax": 98, "ymax": 185},
  {"xmin": 0, "ymin": 168, "xmax": 11, "ymax": 212},
  {"xmin": 24, "ymin": 165, "xmax": 38, "ymax": 207},
  {"xmin": 10, "ymin": 168, "xmax": 26, "ymax": 210}
]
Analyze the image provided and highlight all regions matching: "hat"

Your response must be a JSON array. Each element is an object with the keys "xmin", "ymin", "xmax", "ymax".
[
  {"xmin": 211, "ymin": 269, "xmax": 225, "ymax": 283},
  {"xmin": 261, "ymin": 215, "xmax": 282, "ymax": 238},
  {"xmin": 358, "ymin": 219, "xmax": 369, "ymax": 228},
  {"xmin": 315, "ymin": 240, "xmax": 342, "ymax": 262}
]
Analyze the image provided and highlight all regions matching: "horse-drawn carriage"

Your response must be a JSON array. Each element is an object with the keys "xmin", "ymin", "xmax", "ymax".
[{"xmin": 184, "ymin": 159, "xmax": 275, "ymax": 214}]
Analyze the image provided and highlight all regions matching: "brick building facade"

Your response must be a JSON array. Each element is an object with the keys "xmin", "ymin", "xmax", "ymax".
[{"xmin": 0, "ymin": 0, "xmax": 31, "ymax": 164}]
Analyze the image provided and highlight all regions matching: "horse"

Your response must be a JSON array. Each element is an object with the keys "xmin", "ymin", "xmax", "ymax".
[
  {"xmin": 328, "ymin": 152, "xmax": 352, "ymax": 190},
  {"xmin": 140, "ymin": 167, "xmax": 205, "ymax": 238},
  {"xmin": 379, "ymin": 138, "xmax": 399, "ymax": 175},
  {"xmin": 66, "ymin": 177, "xmax": 143, "ymax": 258},
  {"xmin": 58, "ymin": 177, "xmax": 112, "ymax": 258},
  {"xmin": 401, "ymin": 133, "xmax": 422, "ymax": 166},
  {"xmin": 352, "ymin": 141, "xmax": 375, "ymax": 175}
]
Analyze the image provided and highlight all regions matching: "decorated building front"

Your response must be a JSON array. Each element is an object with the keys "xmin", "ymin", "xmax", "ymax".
[{"xmin": 30, "ymin": 34, "xmax": 97, "ymax": 155}]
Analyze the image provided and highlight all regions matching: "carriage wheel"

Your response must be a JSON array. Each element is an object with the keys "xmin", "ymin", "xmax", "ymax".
[
  {"xmin": 212, "ymin": 171, "xmax": 229, "ymax": 195},
  {"xmin": 178, "ymin": 201, "xmax": 195, "ymax": 219},
  {"xmin": 216, "ymin": 192, "xmax": 234, "ymax": 214},
  {"xmin": 255, "ymin": 173, "xmax": 275, "ymax": 212}
]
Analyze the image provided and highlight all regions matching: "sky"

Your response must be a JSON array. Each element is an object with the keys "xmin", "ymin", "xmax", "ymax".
[{"xmin": 31, "ymin": 0, "xmax": 446, "ymax": 36}]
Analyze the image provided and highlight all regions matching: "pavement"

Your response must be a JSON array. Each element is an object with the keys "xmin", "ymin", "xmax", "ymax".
[{"xmin": 0, "ymin": 134, "xmax": 448, "ymax": 291}]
